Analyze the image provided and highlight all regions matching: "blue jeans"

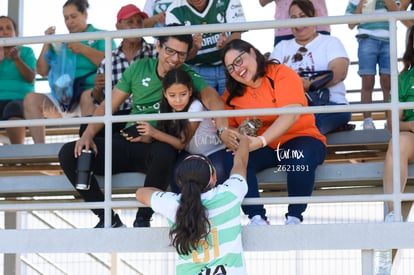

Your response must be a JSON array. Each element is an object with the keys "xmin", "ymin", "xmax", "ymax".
[
  {"xmin": 315, "ymin": 102, "xmax": 352, "ymax": 135},
  {"xmin": 357, "ymin": 36, "xmax": 390, "ymax": 75},
  {"xmin": 170, "ymin": 149, "xmax": 227, "ymax": 193},
  {"xmin": 191, "ymin": 65, "xmax": 226, "ymax": 95},
  {"xmin": 223, "ymin": 136, "xmax": 326, "ymax": 221}
]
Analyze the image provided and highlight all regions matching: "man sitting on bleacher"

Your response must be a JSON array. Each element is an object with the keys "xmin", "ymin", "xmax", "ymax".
[{"xmin": 58, "ymin": 26, "xmax": 227, "ymax": 228}]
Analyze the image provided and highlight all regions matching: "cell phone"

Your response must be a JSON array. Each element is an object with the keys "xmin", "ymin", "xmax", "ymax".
[{"xmin": 121, "ymin": 123, "xmax": 140, "ymax": 138}]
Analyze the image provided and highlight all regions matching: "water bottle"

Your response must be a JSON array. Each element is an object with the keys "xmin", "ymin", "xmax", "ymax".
[
  {"xmin": 373, "ymin": 248, "xmax": 392, "ymax": 275},
  {"xmin": 75, "ymin": 149, "xmax": 93, "ymax": 190}
]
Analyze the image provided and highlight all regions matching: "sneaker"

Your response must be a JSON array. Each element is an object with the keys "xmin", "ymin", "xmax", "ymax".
[
  {"xmin": 248, "ymin": 215, "xmax": 270, "ymax": 226},
  {"xmin": 363, "ymin": 117, "xmax": 376, "ymax": 130},
  {"xmin": 284, "ymin": 216, "xmax": 301, "ymax": 225},
  {"xmin": 94, "ymin": 214, "xmax": 126, "ymax": 228},
  {"xmin": 133, "ymin": 216, "xmax": 151, "ymax": 227}
]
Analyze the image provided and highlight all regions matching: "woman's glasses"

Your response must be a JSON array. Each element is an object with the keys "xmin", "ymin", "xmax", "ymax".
[
  {"xmin": 162, "ymin": 43, "xmax": 188, "ymax": 60},
  {"xmin": 293, "ymin": 46, "xmax": 308, "ymax": 62},
  {"xmin": 226, "ymin": 51, "xmax": 246, "ymax": 73}
]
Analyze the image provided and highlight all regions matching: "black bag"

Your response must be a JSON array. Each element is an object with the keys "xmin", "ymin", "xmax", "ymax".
[{"xmin": 299, "ymin": 70, "xmax": 333, "ymax": 106}]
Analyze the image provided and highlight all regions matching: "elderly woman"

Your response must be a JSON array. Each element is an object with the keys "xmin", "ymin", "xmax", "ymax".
[
  {"xmin": 220, "ymin": 39, "xmax": 326, "ymax": 225},
  {"xmin": 271, "ymin": 0, "xmax": 351, "ymax": 134}
]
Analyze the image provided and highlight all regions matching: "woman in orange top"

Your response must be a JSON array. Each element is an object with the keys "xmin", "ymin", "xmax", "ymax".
[{"xmin": 219, "ymin": 39, "xmax": 326, "ymax": 225}]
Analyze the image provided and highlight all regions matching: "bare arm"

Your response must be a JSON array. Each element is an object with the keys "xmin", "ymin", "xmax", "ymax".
[
  {"xmin": 74, "ymin": 87, "xmax": 128, "ymax": 157},
  {"xmin": 259, "ymin": 0, "xmax": 274, "ymax": 7},
  {"xmin": 36, "ymin": 26, "xmax": 55, "ymax": 77},
  {"xmin": 143, "ymin": 11, "xmax": 166, "ymax": 28},
  {"xmin": 136, "ymin": 187, "xmax": 162, "ymax": 207},
  {"xmin": 250, "ymin": 105, "xmax": 301, "ymax": 151},
  {"xmin": 199, "ymin": 86, "xmax": 228, "ymax": 129},
  {"xmin": 67, "ymin": 42, "xmax": 105, "ymax": 66},
  {"xmin": 6, "ymin": 47, "xmax": 36, "ymax": 83},
  {"xmin": 348, "ymin": 0, "xmax": 364, "ymax": 29},
  {"xmin": 230, "ymin": 134, "xmax": 249, "ymax": 179}
]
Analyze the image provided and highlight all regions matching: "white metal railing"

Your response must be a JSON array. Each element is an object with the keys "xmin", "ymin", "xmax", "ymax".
[{"xmin": 1, "ymin": 10, "xmax": 414, "ymax": 272}]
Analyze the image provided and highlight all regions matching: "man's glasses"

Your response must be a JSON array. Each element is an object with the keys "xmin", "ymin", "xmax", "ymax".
[
  {"xmin": 293, "ymin": 47, "xmax": 308, "ymax": 62},
  {"xmin": 162, "ymin": 43, "xmax": 188, "ymax": 60},
  {"xmin": 226, "ymin": 51, "xmax": 246, "ymax": 74}
]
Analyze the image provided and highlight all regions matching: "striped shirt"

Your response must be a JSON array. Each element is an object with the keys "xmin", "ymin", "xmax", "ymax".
[
  {"xmin": 151, "ymin": 173, "xmax": 248, "ymax": 275},
  {"xmin": 97, "ymin": 39, "xmax": 157, "ymax": 111}
]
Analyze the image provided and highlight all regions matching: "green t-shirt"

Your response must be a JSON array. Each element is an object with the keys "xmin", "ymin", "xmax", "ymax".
[
  {"xmin": 115, "ymin": 58, "xmax": 208, "ymax": 126},
  {"xmin": 399, "ymin": 68, "xmax": 414, "ymax": 121},
  {"xmin": 49, "ymin": 24, "xmax": 116, "ymax": 89},
  {"xmin": 0, "ymin": 46, "xmax": 36, "ymax": 100}
]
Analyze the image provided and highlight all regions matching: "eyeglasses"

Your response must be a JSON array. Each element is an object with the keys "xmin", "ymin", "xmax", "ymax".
[
  {"xmin": 293, "ymin": 47, "xmax": 308, "ymax": 62},
  {"xmin": 226, "ymin": 51, "xmax": 246, "ymax": 74},
  {"xmin": 162, "ymin": 43, "xmax": 188, "ymax": 60}
]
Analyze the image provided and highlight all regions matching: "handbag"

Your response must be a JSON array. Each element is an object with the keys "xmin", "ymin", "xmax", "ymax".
[{"xmin": 299, "ymin": 70, "xmax": 333, "ymax": 106}]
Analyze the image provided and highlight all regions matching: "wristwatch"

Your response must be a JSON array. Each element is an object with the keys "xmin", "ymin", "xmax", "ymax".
[{"xmin": 217, "ymin": 127, "xmax": 227, "ymax": 138}]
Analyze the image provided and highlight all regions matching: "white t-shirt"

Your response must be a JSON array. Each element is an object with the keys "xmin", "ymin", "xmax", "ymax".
[
  {"xmin": 150, "ymin": 173, "xmax": 248, "ymax": 275},
  {"xmin": 270, "ymin": 34, "xmax": 349, "ymax": 104},
  {"xmin": 185, "ymin": 99, "xmax": 225, "ymax": 156}
]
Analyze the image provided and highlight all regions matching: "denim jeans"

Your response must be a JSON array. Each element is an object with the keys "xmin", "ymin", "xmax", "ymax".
[
  {"xmin": 191, "ymin": 64, "xmax": 226, "ymax": 95},
  {"xmin": 223, "ymin": 136, "xmax": 326, "ymax": 221}
]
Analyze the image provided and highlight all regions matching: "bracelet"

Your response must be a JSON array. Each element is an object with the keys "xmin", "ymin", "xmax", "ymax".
[{"xmin": 258, "ymin": 135, "xmax": 267, "ymax": 148}]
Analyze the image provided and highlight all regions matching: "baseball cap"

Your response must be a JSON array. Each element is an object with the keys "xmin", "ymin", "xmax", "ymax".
[{"xmin": 117, "ymin": 4, "xmax": 148, "ymax": 22}]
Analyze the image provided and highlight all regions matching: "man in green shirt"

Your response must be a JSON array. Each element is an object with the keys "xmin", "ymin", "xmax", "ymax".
[{"xmin": 58, "ymin": 27, "xmax": 228, "ymax": 228}]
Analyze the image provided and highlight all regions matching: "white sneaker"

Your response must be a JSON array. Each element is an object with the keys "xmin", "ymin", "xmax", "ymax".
[
  {"xmin": 384, "ymin": 211, "xmax": 395, "ymax": 223},
  {"xmin": 363, "ymin": 117, "xmax": 376, "ymax": 130},
  {"xmin": 248, "ymin": 215, "xmax": 270, "ymax": 226},
  {"xmin": 284, "ymin": 216, "xmax": 301, "ymax": 225}
]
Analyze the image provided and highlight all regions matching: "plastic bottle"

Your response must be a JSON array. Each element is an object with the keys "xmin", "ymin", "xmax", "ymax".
[{"xmin": 373, "ymin": 248, "xmax": 392, "ymax": 275}]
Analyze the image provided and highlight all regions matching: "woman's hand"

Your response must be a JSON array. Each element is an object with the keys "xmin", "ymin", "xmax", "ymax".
[{"xmin": 67, "ymin": 42, "xmax": 86, "ymax": 54}]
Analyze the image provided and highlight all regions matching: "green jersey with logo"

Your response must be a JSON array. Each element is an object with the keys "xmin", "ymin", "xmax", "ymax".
[
  {"xmin": 115, "ymin": 58, "xmax": 208, "ymax": 126},
  {"xmin": 166, "ymin": 0, "xmax": 245, "ymax": 66}
]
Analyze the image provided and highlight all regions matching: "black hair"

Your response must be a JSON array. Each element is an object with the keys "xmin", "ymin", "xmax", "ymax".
[
  {"xmin": 170, "ymin": 154, "xmax": 214, "ymax": 255},
  {"xmin": 289, "ymin": 0, "xmax": 316, "ymax": 17},
  {"xmin": 63, "ymin": 0, "xmax": 89, "ymax": 13},
  {"xmin": 157, "ymin": 68, "xmax": 201, "ymax": 144},
  {"xmin": 221, "ymin": 39, "xmax": 279, "ymax": 108},
  {"xmin": 157, "ymin": 23, "xmax": 193, "ymax": 53},
  {"xmin": 0, "ymin": 16, "xmax": 18, "ymax": 35},
  {"xmin": 402, "ymin": 26, "xmax": 414, "ymax": 73}
]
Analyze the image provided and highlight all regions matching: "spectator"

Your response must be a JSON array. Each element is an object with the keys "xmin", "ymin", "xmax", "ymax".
[
  {"xmin": 152, "ymin": 68, "xmax": 227, "ymax": 193},
  {"xmin": 58, "ymin": 27, "xmax": 227, "ymax": 228},
  {"xmin": 271, "ymin": 0, "xmax": 351, "ymax": 135},
  {"xmin": 84, "ymin": 4, "xmax": 157, "ymax": 136},
  {"xmin": 258, "ymin": 0, "xmax": 330, "ymax": 46},
  {"xmin": 345, "ymin": 0, "xmax": 400, "ymax": 130},
  {"xmin": 23, "ymin": 0, "xmax": 116, "ymax": 143},
  {"xmin": 136, "ymin": 134, "xmax": 249, "ymax": 275},
  {"xmin": 220, "ymin": 39, "xmax": 326, "ymax": 225},
  {"xmin": 0, "ymin": 16, "xmax": 36, "ymax": 144},
  {"xmin": 165, "ymin": 0, "xmax": 246, "ymax": 95},
  {"xmin": 143, "ymin": 0, "xmax": 173, "ymax": 28},
  {"xmin": 383, "ymin": 26, "xmax": 414, "ymax": 222}
]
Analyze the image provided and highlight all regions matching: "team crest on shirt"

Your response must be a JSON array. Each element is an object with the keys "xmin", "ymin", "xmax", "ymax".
[{"xmin": 142, "ymin": 77, "xmax": 151, "ymax": 87}]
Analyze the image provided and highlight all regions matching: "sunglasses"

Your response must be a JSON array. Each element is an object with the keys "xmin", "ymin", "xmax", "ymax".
[
  {"xmin": 162, "ymin": 43, "xmax": 188, "ymax": 60},
  {"xmin": 293, "ymin": 46, "xmax": 308, "ymax": 62},
  {"xmin": 226, "ymin": 51, "xmax": 246, "ymax": 74}
]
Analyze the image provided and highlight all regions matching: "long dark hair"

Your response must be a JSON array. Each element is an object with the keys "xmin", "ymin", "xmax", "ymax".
[
  {"xmin": 157, "ymin": 68, "xmax": 201, "ymax": 144},
  {"xmin": 221, "ymin": 39, "xmax": 279, "ymax": 107},
  {"xmin": 402, "ymin": 26, "xmax": 414, "ymax": 73},
  {"xmin": 170, "ymin": 155, "xmax": 214, "ymax": 255}
]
